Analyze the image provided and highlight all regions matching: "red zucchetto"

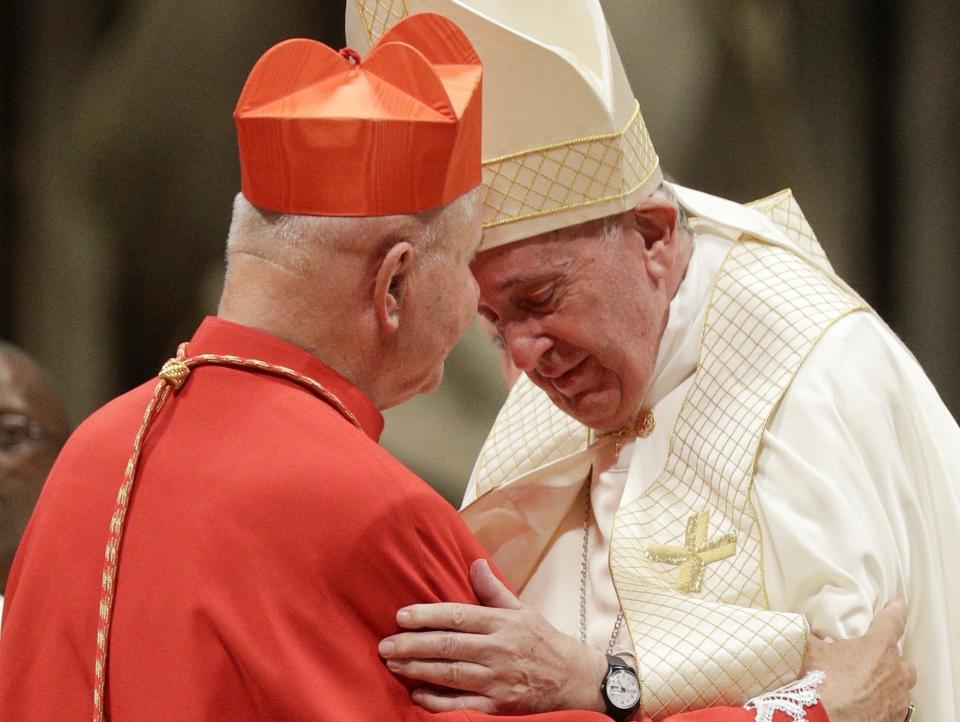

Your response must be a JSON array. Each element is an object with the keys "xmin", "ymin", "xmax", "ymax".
[{"xmin": 234, "ymin": 12, "xmax": 482, "ymax": 216}]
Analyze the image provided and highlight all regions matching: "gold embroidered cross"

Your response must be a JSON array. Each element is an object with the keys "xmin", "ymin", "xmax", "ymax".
[{"xmin": 644, "ymin": 511, "xmax": 737, "ymax": 593}]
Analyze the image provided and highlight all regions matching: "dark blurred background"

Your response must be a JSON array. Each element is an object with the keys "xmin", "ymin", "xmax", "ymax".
[{"xmin": 2, "ymin": 1, "xmax": 957, "ymax": 503}]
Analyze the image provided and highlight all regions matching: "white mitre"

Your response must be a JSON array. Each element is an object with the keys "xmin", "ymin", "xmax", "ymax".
[{"xmin": 346, "ymin": 0, "xmax": 662, "ymax": 250}]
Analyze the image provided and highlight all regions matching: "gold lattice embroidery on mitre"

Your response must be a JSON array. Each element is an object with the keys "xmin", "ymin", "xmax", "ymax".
[
  {"xmin": 645, "ymin": 511, "xmax": 737, "ymax": 593},
  {"xmin": 481, "ymin": 101, "xmax": 659, "ymax": 229},
  {"xmin": 355, "ymin": 0, "xmax": 408, "ymax": 46}
]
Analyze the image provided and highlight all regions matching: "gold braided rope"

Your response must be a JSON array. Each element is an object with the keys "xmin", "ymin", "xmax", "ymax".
[{"xmin": 92, "ymin": 343, "xmax": 362, "ymax": 721}]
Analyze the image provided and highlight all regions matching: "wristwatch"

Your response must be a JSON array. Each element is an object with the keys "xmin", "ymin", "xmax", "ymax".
[{"xmin": 600, "ymin": 654, "xmax": 641, "ymax": 721}]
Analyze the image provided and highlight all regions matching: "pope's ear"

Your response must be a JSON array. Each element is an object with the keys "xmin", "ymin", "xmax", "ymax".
[
  {"xmin": 631, "ymin": 195, "xmax": 679, "ymax": 276},
  {"xmin": 374, "ymin": 241, "xmax": 414, "ymax": 333},
  {"xmin": 632, "ymin": 195, "xmax": 678, "ymax": 248}
]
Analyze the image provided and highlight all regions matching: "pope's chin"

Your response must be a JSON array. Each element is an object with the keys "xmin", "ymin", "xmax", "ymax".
[{"xmin": 546, "ymin": 384, "xmax": 626, "ymax": 430}]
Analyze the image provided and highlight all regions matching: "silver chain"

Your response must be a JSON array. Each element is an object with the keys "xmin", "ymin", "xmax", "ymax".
[
  {"xmin": 578, "ymin": 488, "xmax": 590, "ymax": 645},
  {"xmin": 578, "ymin": 485, "xmax": 624, "ymax": 655}
]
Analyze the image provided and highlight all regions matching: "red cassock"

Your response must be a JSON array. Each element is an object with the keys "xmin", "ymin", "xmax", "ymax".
[{"xmin": 0, "ymin": 317, "xmax": 827, "ymax": 722}]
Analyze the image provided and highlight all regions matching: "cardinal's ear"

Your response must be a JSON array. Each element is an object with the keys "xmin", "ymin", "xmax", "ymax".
[{"xmin": 374, "ymin": 241, "xmax": 414, "ymax": 333}]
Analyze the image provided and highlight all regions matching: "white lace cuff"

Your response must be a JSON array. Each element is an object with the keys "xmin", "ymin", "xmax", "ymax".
[{"xmin": 743, "ymin": 670, "xmax": 826, "ymax": 722}]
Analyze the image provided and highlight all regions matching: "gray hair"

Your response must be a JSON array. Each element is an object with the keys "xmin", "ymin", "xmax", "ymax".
[
  {"xmin": 654, "ymin": 180, "xmax": 691, "ymax": 230},
  {"xmin": 600, "ymin": 180, "xmax": 690, "ymax": 244},
  {"xmin": 225, "ymin": 187, "xmax": 481, "ymax": 273}
]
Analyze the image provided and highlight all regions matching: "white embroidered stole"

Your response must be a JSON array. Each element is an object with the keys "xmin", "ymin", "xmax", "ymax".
[
  {"xmin": 464, "ymin": 190, "xmax": 865, "ymax": 717},
  {"xmin": 612, "ymin": 233, "xmax": 864, "ymax": 717}
]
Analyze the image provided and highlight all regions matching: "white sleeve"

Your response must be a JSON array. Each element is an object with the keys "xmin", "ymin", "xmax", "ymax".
[{"xmin": 753, "ymin": 310, "xmax": 960, "ymax": 718}]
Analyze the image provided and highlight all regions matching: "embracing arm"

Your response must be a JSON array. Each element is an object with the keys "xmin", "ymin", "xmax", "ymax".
[{"xmin": 381, "ymin": 561, "xmax": 913, "ymax": 721}]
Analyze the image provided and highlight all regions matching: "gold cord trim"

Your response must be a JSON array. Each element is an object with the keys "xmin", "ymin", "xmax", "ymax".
[
  {"xmin": 92, "ymin": 345, "xmax": 362, "ymax": 721},
  {"xmin": 158, "ymin": 358, "xmax": 190, "ymax": 390},
  {"xmin": 483, "ymin": 103, "xmax": 641, "ymax": 165}
]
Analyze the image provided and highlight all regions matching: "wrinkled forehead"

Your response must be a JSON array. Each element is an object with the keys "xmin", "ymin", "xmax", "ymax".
[{"xmin": 471, "ymin": 233, "xmax": 576, "ymax": 298}]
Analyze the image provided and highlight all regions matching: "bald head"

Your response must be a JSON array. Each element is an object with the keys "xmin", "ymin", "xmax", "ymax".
[{"xmin": 0, "ymin": 342, "xmax": 68, "ymax": 590}]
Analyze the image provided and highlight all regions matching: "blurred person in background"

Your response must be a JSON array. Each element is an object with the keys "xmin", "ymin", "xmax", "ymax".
[{"xmin": 0, "ymin": 341, "xmax": 68, "ymax": 619}]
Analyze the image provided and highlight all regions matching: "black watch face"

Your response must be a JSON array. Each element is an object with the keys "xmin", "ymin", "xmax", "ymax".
[{"xmin": 606, "ymin": 668, "xmax": 641, "ymax": 709}]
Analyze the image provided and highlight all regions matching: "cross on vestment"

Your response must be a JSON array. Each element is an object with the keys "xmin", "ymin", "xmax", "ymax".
[{"xmin": 644, "ymin": 511, "xmax": 737, "ymax": 593}]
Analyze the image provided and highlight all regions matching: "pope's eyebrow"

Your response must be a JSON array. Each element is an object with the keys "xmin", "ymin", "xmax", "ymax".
[{"xmin": 497, "ymin": 271, "xmax": 559, "ymax": 294}]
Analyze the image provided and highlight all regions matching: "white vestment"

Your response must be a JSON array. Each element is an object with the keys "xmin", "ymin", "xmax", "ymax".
[{"xmin": 463, "ymin": 188, "xmax": 960, "ymax": 719}]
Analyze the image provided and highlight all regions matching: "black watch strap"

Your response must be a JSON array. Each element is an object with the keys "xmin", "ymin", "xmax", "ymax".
[{"xmin": 600, "ymin": 654, "xmax": 641, "ymax": 721}]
